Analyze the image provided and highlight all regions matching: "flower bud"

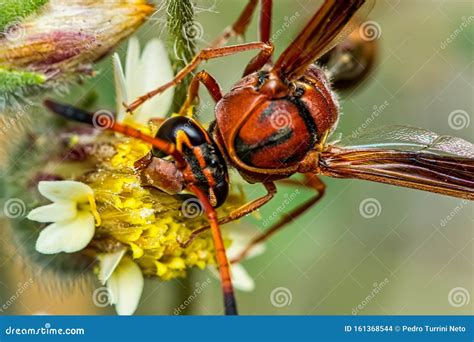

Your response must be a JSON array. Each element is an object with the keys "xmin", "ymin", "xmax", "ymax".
[{"xmin": 0, "ymin": 0, "xmax": 154, "ymax": 108}]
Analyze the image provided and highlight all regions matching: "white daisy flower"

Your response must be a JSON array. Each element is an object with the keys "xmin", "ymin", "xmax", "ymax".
[
  {"xmin": 210, "ymin": 224, "xmax": 266, "ymax": 292},
  {"xmin": 113, "ymin": 36, "xmax": 174, "ymax": 125},
  {"xmin": 98, "ymin": 249, "xmax": 144, "ymax": 316},
  {"xmin": 27, "ymin": 181, "xmax": 100, "ymax": 254}
]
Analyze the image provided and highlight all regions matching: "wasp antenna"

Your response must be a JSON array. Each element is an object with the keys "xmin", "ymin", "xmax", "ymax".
[{"xmin": 44, "ymin": 99, "xmax": 95, "ymax": 126}]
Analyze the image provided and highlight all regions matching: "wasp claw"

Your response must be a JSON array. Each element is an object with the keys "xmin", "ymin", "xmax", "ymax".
[{"xmin": 123, "ymin": 102, "xmax": 133, "ymax": 113}]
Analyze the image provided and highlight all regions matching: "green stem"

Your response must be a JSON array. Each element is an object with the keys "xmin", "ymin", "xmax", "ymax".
[{"xmin": 166, "ymin": 0, "xmax": 197, "ymax": 115}]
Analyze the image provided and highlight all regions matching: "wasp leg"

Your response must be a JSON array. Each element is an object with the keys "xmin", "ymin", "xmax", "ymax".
[
  {"xmin": 187, "ymin": 184, "xmax": 238, "ymax": 315},
  {"xmin": 126, "ymin": 42, "xmax": 273, "ymax": 113},
  {"xmin": 179, "ymin": 182, "xmax": 277, "ymax": 248},
  {"xmin": 231, "ymin": 173, "xmax": 325, "ymax": 263},
  {"xmin": 210, "ymin": 0, "xmax": 273, "ymax": 48},
  {"xmin": 242, "ymin": 43, "xmax": 273, "ymax": 76},
  {"xmin": 241, "ymin": 0, "xmax": 274, "ymax": 75},
  {"xmin": 178, "ymin": 70, "xmax": 223, "ymax": 116},
  {"xmin": 259, "ymin": 0, "xmax": 273, "ymax": 44},
  {"xmin": 210, "ymin": 0, "xmax": 257, "ymax": 47},
  {"xmin": 210, "ymin": 0, "xmax": 273, "ymax": 76}
]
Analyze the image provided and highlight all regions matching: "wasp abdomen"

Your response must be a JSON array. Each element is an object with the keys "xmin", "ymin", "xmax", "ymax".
[{"xmin": 234, "ymin": 97, "xmax": 317, "ymax": 168}]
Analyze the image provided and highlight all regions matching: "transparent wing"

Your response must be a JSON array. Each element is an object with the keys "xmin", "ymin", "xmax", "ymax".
[
  {"xmin": 332, "ymin": 125, "xmax": 474, "ymax": 157},
  {"xmin": 320, "ymin": 126, "xmax": 474, "ymax": 199}
]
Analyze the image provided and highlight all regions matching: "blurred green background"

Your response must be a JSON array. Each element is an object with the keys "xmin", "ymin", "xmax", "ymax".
[{"xmin": 0, "ymin": 0, "xmax": 472, "ymax": 315}]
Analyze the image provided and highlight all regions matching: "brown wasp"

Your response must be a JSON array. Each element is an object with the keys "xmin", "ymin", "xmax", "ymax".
[{"xmin": 45, "ymin": 0, "xmax": 474, "ymax": 315}]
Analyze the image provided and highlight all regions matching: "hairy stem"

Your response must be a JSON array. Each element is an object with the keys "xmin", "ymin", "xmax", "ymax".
[{"xmin": 165, "ymin": 0, "xmax": 197, "ymax": 114}]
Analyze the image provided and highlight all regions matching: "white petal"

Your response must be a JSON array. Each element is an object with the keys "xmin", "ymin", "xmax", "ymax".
[
  {"xmin": 27, "ymin": 202, "xmax": 77, "ymax": 223},
  {"xmin": 38, "ymin": 181, "xmax": 93, "ymax": 203},
  {"xmin": 225, "ymin": 224, "xmax": 266, "ymax": 261},
  {"xmin": 230, "ymin": 264, "xmax": 255, "ymax": 292},
  {"xmin": 113, "ymin": 53, "xmax": 129, "ymax": 123},
  {"xmin": 107, "ymin": 258, "xmax": 144, "ymax": 315},
  {"xmin": 209, "ymin": 264, "xmax": 255, "ymax": 292},
  {"xmin": 98, "ymin": 249, "xmax": 126, "ymax": 285},
  {"xmin": 240, "ymin": 243, "xmax": 266, "ymax": 260},
  {"xmin": 35, "ymin": 212, "xmax": 95, "ymax": 254},
  {"xmin": 136, "ymin": 39, "xmax": 174, "ymax": 123},
  {"xmin": 125, "ymin": 37, "xmax": 141, "ymax": 104}
]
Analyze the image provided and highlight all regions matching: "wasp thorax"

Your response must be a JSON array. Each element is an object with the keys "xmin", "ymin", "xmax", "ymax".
[{"xmin": 215, "ymin": 64, "xmax": 339, "ymax": 175}]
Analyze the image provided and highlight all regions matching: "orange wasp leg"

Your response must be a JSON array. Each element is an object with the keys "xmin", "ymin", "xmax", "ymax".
[
  {"xmin": 242, "ymin": 42, "xmax": 274, "ymax": 76},
  {"xmin": 210, "ymin": 0, "xmax": 258, "ymax": 48},
  {"xmin": 231, "ymin": 173, "xmax": 326, "ymax": 264},
  {"xmin": 116, "ymin": 121, "xmax": 238, "ymax": 314},
  {"xmin": 210, "ymin": 0, "xmax": 273, "ymax": 48},
  {"xmin": 179, "ymin": 182, "xmax": 277, "ymax": 248},
  {"xmin": 187, "ymin": 184, "xmax": 238, "ymax": 315},
  {"xmin": 259, "ymin": 0, "xmax": 273, "ymax": 44},
  {"xmin": 178, "ymin": 70, "xmax": 223, "ymax": 116},
  {"xmin": 126, "ymin": 42, "xmax": 273, "ymax": 113}
]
